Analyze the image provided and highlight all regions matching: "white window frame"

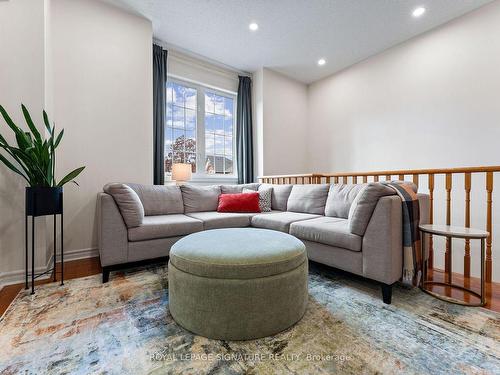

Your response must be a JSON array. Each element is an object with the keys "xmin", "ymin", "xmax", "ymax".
[{"xmin": 165, "ymin": 76, "xmax": 237, "ymax": 183}]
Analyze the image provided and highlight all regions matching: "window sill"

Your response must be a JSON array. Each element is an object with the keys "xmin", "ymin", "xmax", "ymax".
[{"xmin": 165, "ymin": 175, "xmax": 238, "ymax": 186}]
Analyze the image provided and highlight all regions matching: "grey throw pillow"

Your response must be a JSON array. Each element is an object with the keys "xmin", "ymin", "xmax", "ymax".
[
  {"xmin": 181, "ymin": 184, "xmax": 221, "ymax": 213},
  {"xmin": 103, "ymin": 183, "xmax": 144, "ymax": 228},
  {"xmin": 325, "ymin": 183, "xmax": 366, "ymax": 218},
  {"xmin": 348, "ymin": 183, "xmax": 395, "ymax": 236},
  {"xmin": 286, "ymin": 184, "xmax": 330, "ymax": 215},
  {"xmin": 243, "ymin": 187, "xmax": 272, "ymax": 212}
]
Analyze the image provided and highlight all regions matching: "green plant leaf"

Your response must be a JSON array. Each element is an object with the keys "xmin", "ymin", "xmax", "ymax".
[
  {"xmin": 1, "ymin": 104, "xmax": 85, "ymax": 188},
  {"xmin": 0, "ymin": 105, "xmax": 19, "ymax": 132},
  {"xmin": 0, "ymin": 153, "xmax": 30, "ymax": 183},
  {"xmin": 42, "ymin": 110, "xmax": 53, "ymax": 135},
  {"xmin": 54, "ymin": 129, "xmax": 64, "ymax": 148},
  {"xmin": 57, "ymin": 166, "xmax": 85, "ymax": 187},
  {"xmin": 21, "ymin": 104, "xmax": 42, "ymax": 145},
  {"xmin": 0, "ymin": 105, "xmax": 34, "ymax": 153}
]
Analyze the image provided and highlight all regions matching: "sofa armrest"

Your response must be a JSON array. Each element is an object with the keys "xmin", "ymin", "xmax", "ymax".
[
  {"xmin": 97, "ymin": 192, "xmax": 128, "ymax": 267},
  {"xmin": 362, "ymin": 193, "xmax": 431, "ymax": 285},
  {"xmin": 362, "ymin": 195, "xmax": 402, "ymax": 284}
]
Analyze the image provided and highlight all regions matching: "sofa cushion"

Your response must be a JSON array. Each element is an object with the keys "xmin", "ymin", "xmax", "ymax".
[
  {"xmin": 259, "ymin": 184, "xmax": 293, "ymax": 211},
  {"xmin": 127, "ymin": 183, "xmax": 184, "ymax": 215},
  {"xmin": 181, "ymin": 185, "xmax": 221, "ymax": 213},
  {"xmin": 128, "ymin": 214, "xmax": 203, "ymax": 242},
  {"xmin": 103, "ymin": 183, "xmax": 144, "ymax": 228},
  {"xmin": 251, "ymin": 211, "xmax": 320, "ymax": 233},
  {"xmin": 243, "ymin": 187, "xmax": 272, "ymax": 212},
  {"xmin": 325, "ymin": 184, "xmax": 365, "ymax": 219},
  {"xmin": 348, "ymin": 183, "xmax": 395, "ymax": 236},
  {"xmin": 217, "ymin": 193, "xmax": 261, "ymax": 213},
  {"xmin": 220, "ymin": 183, "xmax": 260, "ymax": 194},
  {"xmin": 186, "ymin": 211, "xmax": 252, "ymax": 230},
  {"xmin": 290, "ymin": 217, "xmax": 362, "ymax": 251},
  {"xmin": 287, "ymin": 184, "xmax": 330, "ymax": 215}
]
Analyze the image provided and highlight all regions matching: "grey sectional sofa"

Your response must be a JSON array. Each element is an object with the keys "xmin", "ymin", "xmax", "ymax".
[{"xmin": 97, "ymin": 182, "xmax": 429, "ymax": 304}]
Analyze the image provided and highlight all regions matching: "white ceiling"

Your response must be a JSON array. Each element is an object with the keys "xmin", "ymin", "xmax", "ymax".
[{"xmin": 106, "ymin": 0, "xmax": 494, "ymax": 84}]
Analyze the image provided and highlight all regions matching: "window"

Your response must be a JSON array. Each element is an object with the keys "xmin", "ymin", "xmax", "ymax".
[
  {"xmin": 204, "ymin": 92, "xmax": 234, "ymax": 174},
  {"xmin": 165, "ymin": 82, "xmax": 197, "ymax": 173},
  {"xmin": 165, "ymin": 79, "xmax": 236, "ymax": 180}
]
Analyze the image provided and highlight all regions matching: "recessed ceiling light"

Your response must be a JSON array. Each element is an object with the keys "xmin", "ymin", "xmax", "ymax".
[
  {"xmin": 317, "ymin": 58, "xmax": 326, "ymax": 66},
  {"xmin": 249, "ymin": 22, "xmax": 259, "ymax": 31},
  {"xmin": 412, "ymin": 7, "xmax": 426, "ymax": 17}
]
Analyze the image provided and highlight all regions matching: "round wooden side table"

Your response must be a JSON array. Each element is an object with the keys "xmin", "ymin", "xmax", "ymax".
[{"xmin": 419, "ymin": 224, "xmax": 488, "ymax": 307}]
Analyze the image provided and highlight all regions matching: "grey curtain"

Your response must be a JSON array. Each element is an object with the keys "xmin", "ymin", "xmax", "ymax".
[
  {"xmin": 236, "ymin": 76, "xmax": 254, "ymax": 183},
  {"xmin": 153, "ymin": 44, "xmax": 168, "ymax": 185}
]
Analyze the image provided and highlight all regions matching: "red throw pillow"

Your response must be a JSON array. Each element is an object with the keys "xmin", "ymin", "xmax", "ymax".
[{"xmin": 217, "ymin": 193, "xmax": 261, "ymax": 213}]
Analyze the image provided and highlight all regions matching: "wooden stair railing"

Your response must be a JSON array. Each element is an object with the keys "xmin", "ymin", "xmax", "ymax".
[{"xmin": 259, "ymin": 166, "xmax": 500, "ymax": 282}]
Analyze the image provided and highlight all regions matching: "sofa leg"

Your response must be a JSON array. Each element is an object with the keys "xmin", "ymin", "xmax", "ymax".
[
  {"xmin": 381, "ymin": 283, "xmax": 392, "ymax": 304},
  {"xmin": 102, "ymin": 267, "xmax": 110, "ymax": 283}
]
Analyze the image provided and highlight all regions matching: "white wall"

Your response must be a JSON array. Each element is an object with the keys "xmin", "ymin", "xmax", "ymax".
[
  {"xmin": 48, "ymin": 0, "xmax": 153, "ymax": 259},
  {"xmin": 0, "ymin": 0, "xmax": 152, "ymax": 287},
  {"xmin": 253, "ymin": 68, "xmax": 309, "ymax": 177},
  {"xmin": 307, "ymin": 1, "xmax": 500, "ymax": 280},
  {"xmin": 0, "ymin": 0, "xmax": 48, "ymax": 283}
]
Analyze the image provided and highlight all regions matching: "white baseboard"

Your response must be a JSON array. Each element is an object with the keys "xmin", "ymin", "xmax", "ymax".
[{"xmin": 0, "ymin": 247, "xmax": 99, "ymax": 291}]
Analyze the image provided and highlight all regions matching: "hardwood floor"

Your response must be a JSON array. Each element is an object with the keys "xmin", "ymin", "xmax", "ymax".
[
  {"xmin": 1, "ymin": 257, "xmax": 499, "ymax": 317},
  {"xmin": 0, "ymin": 257, "xmax": 102, "ymax": 317},
  {"xmin": 425, "ymin": 268, "xmax": 500, "ymax": 311}
]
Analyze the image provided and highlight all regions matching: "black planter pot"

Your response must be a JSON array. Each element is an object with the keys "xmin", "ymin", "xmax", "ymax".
[{"xmin": 26, "ymin": 186, "xmax": 63, "ymax": 217}]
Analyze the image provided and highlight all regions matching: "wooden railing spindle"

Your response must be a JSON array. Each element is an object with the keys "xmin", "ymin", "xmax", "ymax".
[
  {"xmin": 445, "ymin": 173, "xmax": 452, "ymax": 282},
  {"xmin": 486, "ymin": 172, "xmax": 493, "ymax": 282},
  {"xmin": 464, "ymin": 172, "xmax": 471, "ymax": 278},
  {"xmin": 428, "ymin": 173, "xmax": 434, "ymax": 269}
]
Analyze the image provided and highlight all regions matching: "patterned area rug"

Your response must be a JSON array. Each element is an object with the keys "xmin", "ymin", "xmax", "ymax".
[{"xmin": 1, "ymin": 263, "xmax": 499, "ymax": 375}]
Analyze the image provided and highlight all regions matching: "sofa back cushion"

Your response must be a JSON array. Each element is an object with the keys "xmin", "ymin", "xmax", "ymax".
[
  {"xmin": 287, "ymin": 184, "xmax": 330, "ymax": 215},
  {"xmin": 103, "ymin": 183, "xmax": 144, "ymax": 228},
  {"xmin": 259, "ymin": 184, "xmax": 293, "ymax": 211},
  {"xmin": 348, "ymin": 183, "xmax": 395, "ymax": 236},
  {"xmin": 325, "ymin": 184, "xmax": 366, "ymax": 219},
  {"xmin": 126, "ymin": 183, "xmax": 184, "ymax": 215},
  {"xmin": 220, "ymin": 183, "xmax": 260, "ymax": 194},
  {"xmin": 181, "ymin": 184, "xmax": 221, "ymax": 213}
]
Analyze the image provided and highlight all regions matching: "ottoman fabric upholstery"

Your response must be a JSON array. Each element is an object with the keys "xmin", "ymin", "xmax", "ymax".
[
  {"xmin": 169, "ymin": 228, "xmax": 306, "ymax": 279},
  {"xmin": 168, "ymin": 228, "xmax": 308, "ymax": 340}
]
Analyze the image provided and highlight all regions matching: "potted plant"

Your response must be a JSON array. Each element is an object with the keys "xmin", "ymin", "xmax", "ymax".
[{"xmin": 0, "ymin": 104, "xmax": 85, "ymax": 216}]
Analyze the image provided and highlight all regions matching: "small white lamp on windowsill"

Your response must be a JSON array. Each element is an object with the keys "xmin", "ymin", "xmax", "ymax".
[{"xmin": 172, "ymin": 163, "xmax": 192, "ymax": 186}]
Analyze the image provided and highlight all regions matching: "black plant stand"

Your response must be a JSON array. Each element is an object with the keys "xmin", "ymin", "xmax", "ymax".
[{"xmin": 25, "ymin": 187, "xmax": 64, "ymax": 295}]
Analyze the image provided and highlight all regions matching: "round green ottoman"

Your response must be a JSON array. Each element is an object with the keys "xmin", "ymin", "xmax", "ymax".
[{"xmin": 168, "ymin": 228, "xmax": 308, "ymax": 340}]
